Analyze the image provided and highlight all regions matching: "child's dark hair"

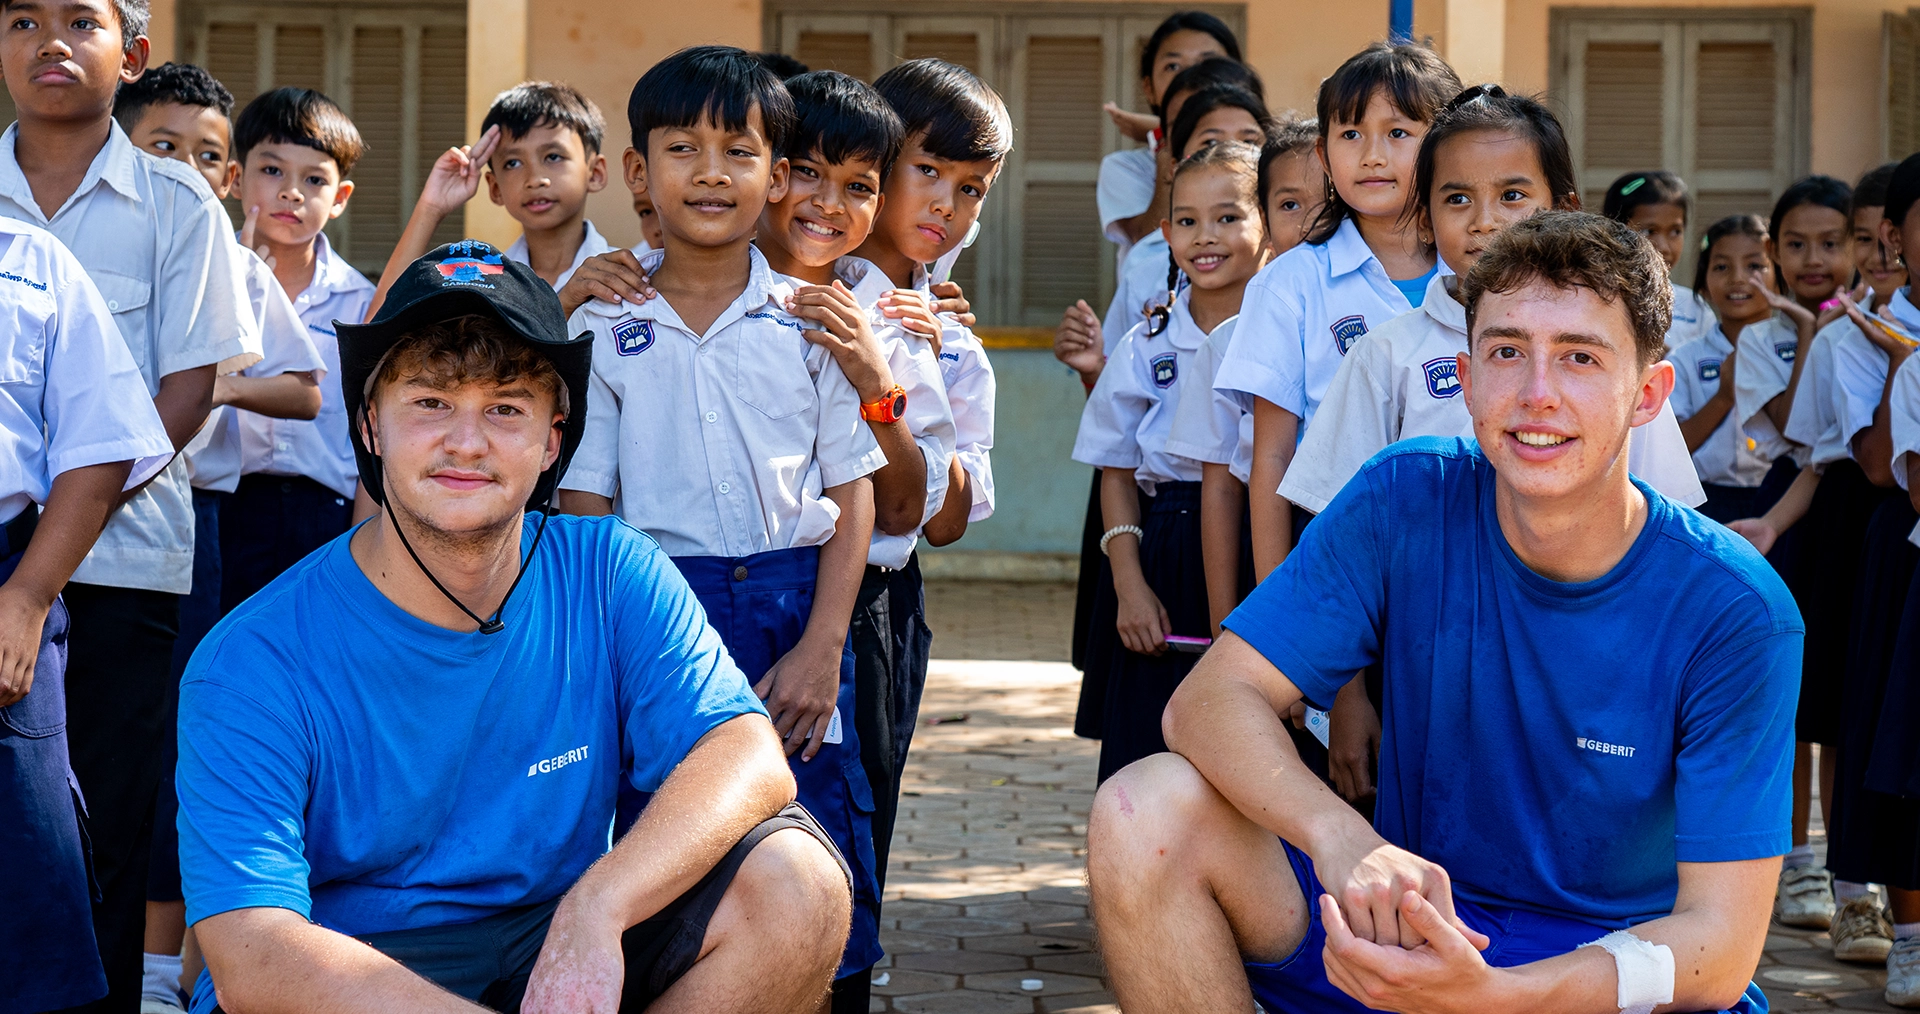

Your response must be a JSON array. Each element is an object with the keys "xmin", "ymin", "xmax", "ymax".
[
  {"xmin": 1158, "ymin": 57, "xmax": 1264, "ymax": 135},
  {"xmin": 1306, "ymin": 41, "xmax": 1462, "ymax": 245},
  {"xmin": 756, "ymin": 51, "xmax": 811, "ymax": 80},
  {"xmin": 1600, "ymin": 170, "xmax": 1686, "ymax": 224},
  {"xmin": 1884, "ymin": 152, "xmax": 1920, "ymax": 235},
  {"xmin": 1257, "ymin": 118, "xmax": 1318, "ymax": 218},
  {"xmin": 872, "ymin": 59, "xmax": 1013, "ymax": 163},
  {"xmin": 1768, "ymin": 175, "xmax": 1852, "ymax": 243},
  {"xmin": 1168, "ymin": 85, "xmax": 1269, "ymax": 161},
  {"xmin": 233, "ymin": 87, "xmax": 366, "ymax": 175},
  {"xmin": 113, "ymin": 61, "xmax": 233, "ymax": 130},
  {"xmin": 1690, "ymin": 213, "xmax": 1769, "ymax": 294},
  {"xmin": 1408, "ymin": 84, "xmax": 1578, "ymax": 224},
  {"xmin": 784, "ymin": 71, "xmax": 905, "ymax": 178},
  {"xmin": 1149, "ymin": 140, "xmax": 1263, "ymax": 337},
  {"xmin": 482, "ymin": 81, "xmax": 605, "ymax": 157},
  {"xmin": 628, "ymin": 46, "xmax": 795, "ymax": 160},
  {"xmin": 1139, "ymin": 12, "xmax": 1243, "ymax": 107},
  {"xmin": 1853, "ymin": 162, "xmax": 1899, "ymax": 215}
]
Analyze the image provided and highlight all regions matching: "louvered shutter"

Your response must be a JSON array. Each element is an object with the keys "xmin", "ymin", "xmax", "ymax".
[
  {"xmin": 345, "ymin": 25, "xmax": 404, "ymax": 267},
  {"xmin": 1888, "ymin": 12, "xmax": 1920, "ymax": 161},
  {"xmin": 1016, "ymin": 33, "xmax": 1105, "ymax": 324},
  {"xmin": 417, "ymin": 24, "xmax": 469, "ymax": 252},
  {"xmin": 797, "ymin": 33, "xmax": 874, "ymax": 81},
  {"xmin": 1579, "ymin": 41, "xmax": 1664, "ymax": 208},
  {"xmin": 1680, "ymin": 21, "xmax": 1796, "ymax": 264}
]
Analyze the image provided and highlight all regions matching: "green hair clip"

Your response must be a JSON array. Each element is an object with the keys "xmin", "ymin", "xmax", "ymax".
[
  {"xmin": 1620, "ymin": 177, "xmax": 1647, "ymax": 196},
  {"xmin": 1701, "ymin": 234, "xmax": 1712, "ymax": 251}
]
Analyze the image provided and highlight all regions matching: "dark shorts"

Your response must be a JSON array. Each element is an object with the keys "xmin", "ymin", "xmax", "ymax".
[
  {"xmin": 204, "ymin": 802, "xmax": 842, "ymax": 1014},
  {"xmin": 1243, "ymin": 840, "xmax": 1769, "ymax": 1014}
]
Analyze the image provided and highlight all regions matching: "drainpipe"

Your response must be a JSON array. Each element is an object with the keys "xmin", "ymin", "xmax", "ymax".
[{"xmin": 1390, "ymin": 0, "xmax": 1413, "ymax": 40}]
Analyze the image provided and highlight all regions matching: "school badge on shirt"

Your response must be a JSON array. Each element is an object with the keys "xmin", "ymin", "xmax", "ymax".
[
  {"xmin": 1699, "ymin": 359, "xmax": 1721, "ymax": 382},
  {"xmin": 613, "ymin": 318, "xmax": 655, "ymax": 356},
  {"xmin": 1151, "ymin": 352, "xmax": 1178, "ymax": 389},
  {"xmin": 1331, "ymin": 315, "xmax": 1368, "ymax": 354},
  {"xmin": 1422, "ymin": 357, "xmax": 1460, "ymax": 399},
  {"xmin": 1774, "ymin": 341, "xmax": 1795, "ymax": 363}
]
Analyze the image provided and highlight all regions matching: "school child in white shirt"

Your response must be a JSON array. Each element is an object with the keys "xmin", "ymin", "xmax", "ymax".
[
  {"xmin": 556, "ymin": 48, "xmax": 885, "ymax": 1012},
  {"xmin": 1098, "ymin": 11, "xmax": 1241, "ymax": 272},
  {"xmin": 371, "ymin": 82, "xmax": 613, "ymax": 320},
  {"xmin": 1165, "ymin": 121, "xmax": 1323, "ymax": 636},
  {"xmin": 1213, "ymin": 41, "xmax": 1461, "ymax": 580},
  {"xmin": 0, "ymin": 6, "xmax": 257, "ymax": 1003},
  {"xmin": 748, "ymin": 71, "xmax": 956, "ymax": 996},
  {"xmin": 1073, "ymin": 141, "xmax": 1267, "ymax": 783},
  {"xmin": 1602, "ymin": 171, "xmax": 1717, "ymax": 347},
  {"xmin": 0, "ymin": 214, "xmax": 175, "ymax": 1014},
  {"xmin": 220, "ymin": 88, "xmax": 377, "ymax": 612},
  {"xmin": 114, "ymin": 61, "xmax": 332, "ymax": 1010},
  {"xmin": 1666, "ymin": 215, "xmax": 1786, "ymax": 522}
]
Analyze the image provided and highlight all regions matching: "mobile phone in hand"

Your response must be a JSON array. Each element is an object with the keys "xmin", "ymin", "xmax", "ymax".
[{"xmin": 1165, "ymin": 635, "xmax": 1212, "ymax": 654}]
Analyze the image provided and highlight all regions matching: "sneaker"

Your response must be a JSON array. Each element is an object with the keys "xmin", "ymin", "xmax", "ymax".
[
  {"xmin": 1775, "ymin": 865, "xmax": 1835, "ymax": 928},
  {"xmin": 1889, "ymin": 936, "xmax": 1920, "ymax": 1007},
  {"xmin": 1832, "ymin": 895, "xmax": 1894, "ymax": 963}
]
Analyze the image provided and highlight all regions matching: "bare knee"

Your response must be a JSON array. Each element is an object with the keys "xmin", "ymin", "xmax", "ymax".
[
  {"xmin": 710, "ymin": 826, "xmax": 851, "ymax": 961},
  {"xmin": 1090, "ymin": 753, "xmax": 1225, "ymax": 869}
]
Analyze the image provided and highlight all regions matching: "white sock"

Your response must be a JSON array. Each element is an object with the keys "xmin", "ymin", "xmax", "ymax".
[
  {"xmin": 1783, "ymin": 844, "xmax": 1816, "ymax": 869},
  {"xmin": 142, "ymin": 951, "xmax": 183, "ymax": 1003},
  {"xmin": 1896, "ymin": 922, "xmax": 1920, "ymax": 940},
  {"xmin": 1835, "ymin": 880, "xmax": 1873, "ymax": 903}
]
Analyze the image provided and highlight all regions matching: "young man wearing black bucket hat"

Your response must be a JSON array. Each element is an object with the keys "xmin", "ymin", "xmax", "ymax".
[{"xmin": 172, "ymin": 241, "xmax": 852, "ymax": 1014}]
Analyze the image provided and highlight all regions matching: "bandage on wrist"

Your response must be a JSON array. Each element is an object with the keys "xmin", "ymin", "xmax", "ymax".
[{"xmin": 1582, "ymin": 929, "xmax": 1674, "ymax": 1014}]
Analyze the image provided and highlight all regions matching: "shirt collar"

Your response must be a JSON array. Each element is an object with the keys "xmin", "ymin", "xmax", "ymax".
[
  {"xmin": 834, "ymin": 255, "xmax": 895, "ymax": 306},
  {"xmin": 306, "ymin": 231, "xmax": 373, "ymax": 299},
  {"xmin": 0, "ymin": 120, "xmax": 142, "ymax": 217},
  {"xmin": 1325, "ymin": 217, "xmax": 1376, "ymax": 279},
  {"xmin": 1421, "ymin": 274, "xmax": 1466, "ymax": 335},
  {"xmin": 599, "ymin": 245, "xmax": 787, "ymax": 338},
  {"xmin": 1888, "ymin": 288, "xmax": 1920, "ymax": 332},
  {"xmin": 506, "ymin": 220, "xmax": 608, "ymax": 278}
]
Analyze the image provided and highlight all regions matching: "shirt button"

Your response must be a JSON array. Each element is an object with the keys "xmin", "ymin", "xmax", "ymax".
[
  {"xmin": 276, "ymin": 443, "xmax": 289, "ymax": 452},
  {"xmin": 732, "ymin": 565, "xmax": 748, "ymax": 582},
  {"xmin": 717, "ymin": 481, "xmax": 731, "ymax": 494},
  {"xmin": 704, "ymin": 411, "xmax": 717, "ymax": 423},
  {"xmin": 107, "ymin": 299, "xmax": 118, "ymax": 310}
]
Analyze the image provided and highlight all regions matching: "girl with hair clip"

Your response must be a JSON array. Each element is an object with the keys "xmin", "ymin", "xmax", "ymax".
[
  {"xmin": 1603, "ymin": 170, "xmax": 1718, "ymax": 347},
  {"xmin": 1072, "ymin": 140, "xmax": 1270, "ymax": 782},
  {"xmin": 1211, "ymin": 41, "xmax": 1460, "ymax": 587}
]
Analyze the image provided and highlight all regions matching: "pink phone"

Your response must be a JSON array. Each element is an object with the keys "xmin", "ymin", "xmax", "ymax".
[{"xmin": 1165, "ymin": 635, "xmax": 1212, "ymax": 654}]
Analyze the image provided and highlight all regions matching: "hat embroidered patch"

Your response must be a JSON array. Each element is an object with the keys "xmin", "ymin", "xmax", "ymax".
[
  {"xmin": 1699, "ymin": 359, "xmax": 1721, "ymax": 382},
  {"xmin": 436, "ymin": 241, "xmax": 506, "ymax": 287},
  {"xmin": 1422, "ymin": 357, "xmax": 1460, "ymax": 399},
  {"xmin": 1331, "ymin": 315, "xmax": 1368, "ymax": 355},
  {"xmin": 613, "ymin": 318, "xmax": 655, "ymax": 356}
]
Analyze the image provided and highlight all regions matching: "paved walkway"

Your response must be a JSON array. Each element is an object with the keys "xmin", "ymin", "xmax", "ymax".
[{"xmin": 888, "ymin": 580, "xmax": 1900, "ymax": 1013}]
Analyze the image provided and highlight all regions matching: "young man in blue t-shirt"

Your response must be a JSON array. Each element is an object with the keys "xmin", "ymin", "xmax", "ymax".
[
  {"xmin": 175, "ymin": 245, "xmax": 852, "ymax": 1013},
  {"xmin": 1087, "ymin": 211, "xmax": 1801, "ymax": 1014}
]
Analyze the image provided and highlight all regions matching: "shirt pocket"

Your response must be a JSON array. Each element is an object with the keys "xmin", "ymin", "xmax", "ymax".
[
  {"xmin": 734, "ymin": 327, "xmax": 816, "ymax": 419},
  {"xmin": 0, "ymin": 288, "xmax": 52, "ymax": 385},
  {"xmin": 88, "ymin": 269, "xmax": 152, "ymax": 369}
]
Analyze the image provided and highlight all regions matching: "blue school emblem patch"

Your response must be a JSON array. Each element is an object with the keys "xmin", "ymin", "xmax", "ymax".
[
  {"xmin": 1774, "ymin": 341, "xmax": 1796, "ymax": 363},
  {"xmin": 613, "ymin": 318, "xmax": 654, "ymax": 356},
  {"xmin": 1422, "ymin": 357, "xmax": 1460, "ymax": 399},
  {"xmin": 1699, "ymin": 359, "xmax": 1721, "ymax": 383},
  {"xmin": 1151, "ymin": 353, "xmax": 1178, "ymax": 389},
  {"xmin": 1331, "ymin": 315, "xmax": 1368, "ymax": 354}
]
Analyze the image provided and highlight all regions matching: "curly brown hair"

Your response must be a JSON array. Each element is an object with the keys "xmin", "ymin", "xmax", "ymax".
[
  {"xmin": 1460, "ymin": 210, "xmax": 1672, "ymax": 365},
  {"xmin": 369, "ymin": 315, "xmax": 567, "ymax": 416}
]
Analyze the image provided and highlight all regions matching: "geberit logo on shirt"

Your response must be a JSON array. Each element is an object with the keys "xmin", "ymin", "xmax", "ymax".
[
  {"xmin": 1577, "ymin": 736, "xmax": 1636, "ymax": 758},
  {"xmin": 528, "ymin": 744, "xmax": 590, "ymax": 777}
]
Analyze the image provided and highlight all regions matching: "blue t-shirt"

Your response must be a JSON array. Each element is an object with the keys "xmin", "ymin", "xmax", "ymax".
[
  {"xmin": 1223, "ymin": 438, "xmax": 1800, "ymax": 927},
  {"xmin": 176, "ymin": 514, "xmax": 766, "ymax": 938},
  {"xmin": 1390, "ymin": 265, "xmax": 1439, "ymax": 308}
]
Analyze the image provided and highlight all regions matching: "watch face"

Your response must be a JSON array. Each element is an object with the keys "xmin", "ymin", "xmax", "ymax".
[{"xmin": 889, "ymin": 392, "xmax": 907, "ymax": 419}]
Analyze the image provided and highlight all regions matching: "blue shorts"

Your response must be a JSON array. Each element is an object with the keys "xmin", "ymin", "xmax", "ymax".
[{"xmin": 1245, "ymin": 841, "xmax": 1768, "ymax": 1014}]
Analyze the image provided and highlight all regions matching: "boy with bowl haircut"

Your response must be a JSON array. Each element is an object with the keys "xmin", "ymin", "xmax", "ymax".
[
  {"xmin": 221, "ymin": 87, "xmax": 375, "ymax": 612},
  {"xmin": 557, "ymin": 45, "xmax": 887, "ymax": 1002},
  {"xmin": 0, "ymin": 0, "xmax": 257, "ymax": 1005}
]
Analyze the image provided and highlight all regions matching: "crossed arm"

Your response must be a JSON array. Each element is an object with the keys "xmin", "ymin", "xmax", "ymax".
[
  {"xmin": 1165, "ymin": 633, "xmax": 1777, "ymax": 1014},
  {"xmin": 195, "ymin": 714, "xmax": 795, "ymax": 1014}
]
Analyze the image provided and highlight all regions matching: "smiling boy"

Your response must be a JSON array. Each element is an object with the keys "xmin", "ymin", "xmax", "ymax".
[
  {"xmin": 0, "ymin": 1, "xmax": 257, "ymax": 1006},
  {"xmin": 1089, "ymin": 212, "xmax": 1799, "ymax": 1014}
]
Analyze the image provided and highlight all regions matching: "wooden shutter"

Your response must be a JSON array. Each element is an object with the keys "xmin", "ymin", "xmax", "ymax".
[
  {"xmin": 796, "ymin": 32, "xmax": 873, "ymax": 80},
  {"xmin": 903, "ymin": 33, "xmax": 980, "ymax": 73},
  {"xmin": 418, "ymin": 25, "xmax": 468, "ymax": 252},
  {"xmin": 273, "ymin": 23, "xmax": 328, "ymax": 93},
  {"xmin": 204, "ymin": 22, "xmax": 260, "ymax": 99},
  {"xmin": 343, "ymin": 26, "xmax": 403, "ymax": 267},
  {"xmin": 1016, "ymin": 33, "xmax": 1106, "ymax": 323},
  {"xmin": 1581, "ymin": 42, "xmax": 1664, "ymax": 203},
  {"xmin": 1887, "ymin": 11, "xmax": 1920, "ymax": 161}
]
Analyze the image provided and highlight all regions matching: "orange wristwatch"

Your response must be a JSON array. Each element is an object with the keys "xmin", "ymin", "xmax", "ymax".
[{"xmin": 861, "ymin": 384, "xmax": 907, "ymax": 423}]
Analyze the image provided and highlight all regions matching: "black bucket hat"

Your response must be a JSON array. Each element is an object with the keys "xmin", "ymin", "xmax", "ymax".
[{"xmin": 337, "ymin": 240, "xmax": 592, "ymax": 509}]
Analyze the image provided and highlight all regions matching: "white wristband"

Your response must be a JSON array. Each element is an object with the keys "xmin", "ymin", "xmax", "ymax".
[
  {"xmin": 1099, "ymin": 525, "xmax": 1144, "ymax": 556},
  {"xmin": 1582, "ymin": 929, "xmax": 1674, "ymax": 1014}
]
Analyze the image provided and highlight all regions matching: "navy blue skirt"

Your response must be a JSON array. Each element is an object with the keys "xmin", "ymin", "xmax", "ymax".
[
  {"xmin": 1097, "ymin": 481, "xmax": 1209, "ymax": 783},
  {"xmin": 1792, "ymin": 460, "xmax": 1900, "ymax": 745}
]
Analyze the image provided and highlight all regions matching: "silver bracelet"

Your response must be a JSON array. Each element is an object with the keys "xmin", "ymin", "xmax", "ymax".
[{"xmin": 1099, "ymin": 525, "xmax": 1144, "ymax": 556}]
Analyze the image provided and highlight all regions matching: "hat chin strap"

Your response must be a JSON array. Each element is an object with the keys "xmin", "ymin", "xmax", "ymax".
[{"xmin": 381, "ymin": 484, "xmax": 554, "ymax": 636}]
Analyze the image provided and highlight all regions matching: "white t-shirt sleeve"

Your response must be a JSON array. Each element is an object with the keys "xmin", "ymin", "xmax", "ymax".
[
  {"xmin": 1279, "ymin": 333, "xmax": 1398, "ymax": 513},
  {"xmin": 1163, "ymin": 325, "xmax": 1233, "ymax": 465},
  {"xmin": 43, "ymin": 239, "xmax": 173, "ymax": 488},
  {"xmin": 943, "ymin": 330, "xmax": 996, "ymax": 520},
  {"xmin": 1888, "ymin": 353, "xmax": 1920, "ymax": 491},
  {"xmin": 155, "ymin": 184, "xmax": 254, "ymax": 379},
  {"xmin": 889, "ymin": 331, "xmax": 957, "ymax": 525},
  {"xmin": 811, "ymin": 349, "xmax": 887, "ymax": 489},
  {"xmin": 1829, "ymin": 331, "xmax": 1891, "ymax": 454},
  {"xmin": 557, "ymin": 312, "xmax": 621, "ymax": 499},
  {"xmin": 1627, "ymin": 398, "xmax": 1707, "ymax": 507},
  {"xmin": 1097, "ymin": 148, "xmax": 1157, "ymax": 245},
  {"xmin": 1214, "ymin": 272, "xmax": 1306, "ymax": 418},
  {"xmin": 1074, "ymin": 327, "xmax": 1150, "ymax": 470}
]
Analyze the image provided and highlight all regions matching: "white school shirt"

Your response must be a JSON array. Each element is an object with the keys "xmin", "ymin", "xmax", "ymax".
[
  {"xmin": 236, "ymin": 231, "xmax": 375, "ymax": 499},
  {"xmin": 1885, "ymin": 354, "xmax": 1920, "ymax": 545},
  {"xmin": 1664, "ymin": 329, "xmax": 1772, "ymax": 488},
  {"xmin": 1732, "ymin": 313, "xmax": 1808, "ymax": 464},
  {"xmin": 1164, "ymin": 316, "xmax": 1252, "ymax": 483},
  {"xmin": 819, "ymin": 256, "xmax": 957, "ymax": 569},
  {"xmin": 1073, "ymin": 290, "xmax": 1211, "ymax": 493},
  {"xmin": 1826, "ymin": 289, "xmax": 1920, "ymax": 465},
  {"xmin": 506, "ymin": 219, "xmax": 612, "ymax": 292},
  {"xmin": 560, "ymin": 246, "xmax": 885, "ymax": 558},
  {"xmin": 186, "ymin": 249, "xmax": 326, "ymax": 493},
  {"xmin": 1214, "ymin": 218, "xmax": 1422, "ymax": 437},
  {"xmin": 0, "ymin": 122, "xmax": 253, "ymax": 593},
  {"xmin": 1667, "ymin": 284, "xmax": 1717, "ymax": 349},
  {"xmin": 1102, "ymin": 230, "xmax": 1174, "ymax": 354},
  {"xmin": 904, "ymin": 263, "xmax": 996, "ymax": 522},
  {"xmin": 0, "ymin": 216, "xmax": 173, "ymax": 525},
  {"xmin": 1097, "ymin": 147, "xmax": 1156, "ymax": 268},
  {"xmin": 1278, "ymin": 273, "xmax": 1705, "ymax": 512}
]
